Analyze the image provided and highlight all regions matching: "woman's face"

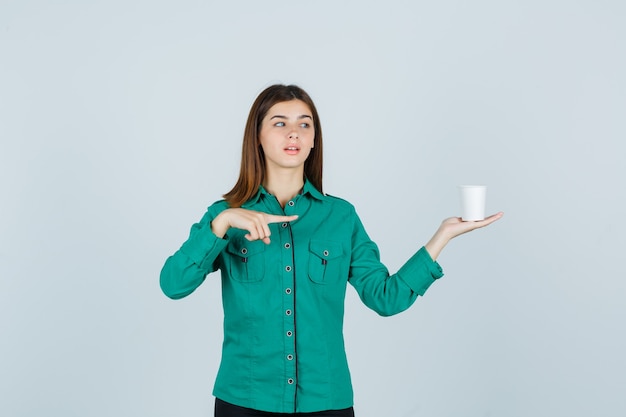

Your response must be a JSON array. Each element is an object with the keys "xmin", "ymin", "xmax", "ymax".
[{"xmin": 259, "ymin": 99, "xmax": 315, "ymax": 173}]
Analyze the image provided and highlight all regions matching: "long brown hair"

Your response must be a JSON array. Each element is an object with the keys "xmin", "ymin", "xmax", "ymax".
[{"xmin": 223, "ymin": 84, "xmax": 324, "ymax": 207}]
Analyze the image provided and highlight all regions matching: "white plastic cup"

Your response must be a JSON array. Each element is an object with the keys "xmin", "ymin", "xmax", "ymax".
[{"xmin": 458, "ymin": 185, "xmax": 486, "ymax": 221}]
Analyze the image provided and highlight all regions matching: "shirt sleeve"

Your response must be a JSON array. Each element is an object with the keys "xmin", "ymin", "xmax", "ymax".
[
  {"xmin": 348, "ymin": 209, "xmax": 444, "ymax": 317},
  {"xmin": 160, "ymin": 203, "xmax": 229, "ymax": 299}
]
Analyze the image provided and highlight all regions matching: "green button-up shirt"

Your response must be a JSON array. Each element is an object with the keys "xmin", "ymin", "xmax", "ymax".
[{"xmin": 160, "ymin": 180, "xmax": 443, "ymax": 413}]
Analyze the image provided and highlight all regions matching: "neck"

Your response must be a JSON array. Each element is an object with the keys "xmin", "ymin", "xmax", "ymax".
[{"xmin": 263, "ymin": 168, "xmax": 305, "ymax": 208}]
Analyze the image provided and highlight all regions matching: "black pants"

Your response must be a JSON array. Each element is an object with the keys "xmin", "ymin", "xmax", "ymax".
[{"xmin": 215, "ymin": 398, "xmax": 355, "ymax": 417}]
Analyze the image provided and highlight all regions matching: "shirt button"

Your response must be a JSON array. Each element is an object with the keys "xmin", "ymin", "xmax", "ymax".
[
  {"xmin": 241, "ymin": 248, "xmax": 248, "ymax": 255},
  {"xmin": 288, "ymin": 378, "xmax": 294, "ymax": 385},
  {"xmin": 323, "ymin": 250, "xmax": 329, "ymax": 256},
  {"xmin": 285, "ymin": 266, "xmax": 292, "ymax": 272},
  {"xmin": 281, "ymin": 222, "xmax": 288, "ymax": 228},
  {"xmin": 286, "ymin": 309, "xmax": 292, "ymax": 316},
  {"xmin": 284, "ymin": 243, "xmax": 291, "ymax": 249},
  {"xmin": 285, "ymin": 288, "xmax": 292, "ymax": 295},
  {"xmin": 287, "ymin": 354, "xmax": 294, "ymax": 361},
  {"xmin": 288, "ymin": 201, "xmax": 295, "ymax": 207},
  {"xmin": 286, "ymin": 331, "xmax": 293, "ymax": 337}
]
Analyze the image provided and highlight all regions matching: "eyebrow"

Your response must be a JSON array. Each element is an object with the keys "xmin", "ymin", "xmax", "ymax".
[{"xmin": 269, "ymin": 114, "xmax": 313, "ymax": 120}]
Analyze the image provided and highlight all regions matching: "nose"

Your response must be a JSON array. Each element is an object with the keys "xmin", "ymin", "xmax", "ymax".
[{"xmin": 288, "ymin": 130, "xmax": 299, "ymax": 140}]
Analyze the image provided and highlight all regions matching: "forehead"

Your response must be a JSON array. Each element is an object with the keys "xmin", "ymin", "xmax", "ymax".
[{"xmin": 265, "ymin": 99, "xmax": 312, "ymax": 117}]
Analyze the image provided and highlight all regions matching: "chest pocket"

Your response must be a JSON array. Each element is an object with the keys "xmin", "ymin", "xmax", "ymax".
[
  {"xmin": 308, "ymin": 240, "xmax": 344, "ymax": 284},
  {"xmin": 225, "ymin": 237, "xmax": 266, "ymax": 283}
]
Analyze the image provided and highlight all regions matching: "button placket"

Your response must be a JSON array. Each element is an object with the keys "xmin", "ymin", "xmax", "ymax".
[{"xmin": 279, "ymin": 215, "xmax": 296, "ymax": 395}]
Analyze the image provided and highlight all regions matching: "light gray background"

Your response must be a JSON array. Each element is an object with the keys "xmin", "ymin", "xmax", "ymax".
[{"xmin": 1, "ymin": 1, "xmax": 625, "ymax": 416}]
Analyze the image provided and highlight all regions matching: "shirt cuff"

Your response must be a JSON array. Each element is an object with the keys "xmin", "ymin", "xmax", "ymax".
[
  {"xmin": 180, "ymin": 224, "xmax": 229, "ymax": 268},
  {"xmin": 396, "ymin": 246, "xmax": 444, "ymax": 296}
]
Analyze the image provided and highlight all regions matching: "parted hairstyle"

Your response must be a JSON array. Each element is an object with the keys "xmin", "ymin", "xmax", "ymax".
[{"xmin": 223, "ymin": 84, "xmax": 324, "ymax": 207}]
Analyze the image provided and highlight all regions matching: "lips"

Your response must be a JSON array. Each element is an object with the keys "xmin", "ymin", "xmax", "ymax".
[{"xmin": 284, "ymin": 145, "xmax": 300, "ymax": 155}]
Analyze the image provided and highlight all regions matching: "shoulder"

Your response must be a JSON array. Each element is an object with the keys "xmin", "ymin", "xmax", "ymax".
[
  {"xmin": 206, "ymin": 199, "xmax": 230, "ymax": 215},
  {"xmin": 322, "ymin": 193, "xmax": 357, "ymax": 214}
]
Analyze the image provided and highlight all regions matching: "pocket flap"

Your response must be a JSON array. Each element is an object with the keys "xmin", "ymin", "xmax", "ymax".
[
  {"xmin": 226, "ymin": 237, "xmax": 266, "ymax": 258},
  {"xmin": 309, "ymin": 240, "xmax": 343, "ymax": 260}
]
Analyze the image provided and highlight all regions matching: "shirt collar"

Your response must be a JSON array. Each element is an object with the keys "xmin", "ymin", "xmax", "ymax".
[
  {"xmin": 302, "ymin": 178, "xmax": 326, "ymax": 201},
  {"xmin": 242, "ymin": 178, "xmax": 325, "ymax": 208}
]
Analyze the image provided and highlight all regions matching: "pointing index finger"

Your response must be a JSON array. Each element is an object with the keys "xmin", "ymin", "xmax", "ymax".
[{"xmin": 265, "ymin": 214, "xmax": 299, "ymax": 224}]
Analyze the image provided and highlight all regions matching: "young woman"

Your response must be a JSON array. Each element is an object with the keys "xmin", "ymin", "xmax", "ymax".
[{"xmin": 160, "ymin": 84, "xmax": 503, "ymax": 417}]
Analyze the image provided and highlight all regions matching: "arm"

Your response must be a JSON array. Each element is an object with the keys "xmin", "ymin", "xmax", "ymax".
[
  {"xmin": 349, "ymin": 211, "xmax": 504, "ymax": 316},
  {"xmin": 348, "ymin": 212, "xmax": 443, "ymax": 317},
  {"xmin": 160, "ymin": 204, "xmax": 298, "ymax": 299},
  {"xmin": 160, "ymin": 206, "xmax": 229, "ymax": 299}
]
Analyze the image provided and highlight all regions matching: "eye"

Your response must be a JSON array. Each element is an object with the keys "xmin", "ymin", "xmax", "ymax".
[
  {"xmin": 299, "ymin": 122, "xmax": 310, "ymax": 128},
  {"xmin": 274, "ymin": 122, "xmax": 285, "ymax": 127}
]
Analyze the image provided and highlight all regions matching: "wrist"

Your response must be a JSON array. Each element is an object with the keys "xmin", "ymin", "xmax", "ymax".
[
  {"xmin": 210, "ymin": 212, "xmax": 230, "ymax": 239},
  {"xmin": 425, "ymin": 229, "xmax": 451, "ymax": 261}
]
